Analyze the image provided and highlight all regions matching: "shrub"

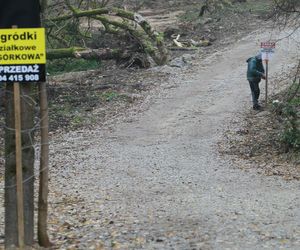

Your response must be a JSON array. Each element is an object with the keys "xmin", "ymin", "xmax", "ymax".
[{"xmin": 281, "ymin": 101, "xmax": 300, "ymax": 149}]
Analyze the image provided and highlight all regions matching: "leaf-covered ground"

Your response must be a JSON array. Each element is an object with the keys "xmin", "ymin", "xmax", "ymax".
[{"xmin": 219, "ymin": 109, "xmax": 300, "ymax": 181}]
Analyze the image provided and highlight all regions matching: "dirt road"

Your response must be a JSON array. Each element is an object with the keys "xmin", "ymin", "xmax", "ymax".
[
  {"xmin": 47, "ymin": 28, "xmax": 300, "ymax": 249},
  {"xmin": 1, "ymin": 27, "xmax": 299, "ymax": 249},
  {"xmin": 45, "ymin": 28, "xmax": 300, "ymax": 249}
]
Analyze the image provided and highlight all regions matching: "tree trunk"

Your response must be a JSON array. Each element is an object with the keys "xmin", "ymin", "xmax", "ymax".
[
  {"xmin": 47, "ymin": 47, "xmax": 129, "ymax": 60},
  {"xmin": 37, "ymin": 82, "xmax": 51, "ymax": 247},
  {"xmin": 0, "ymin": 85, "xmax": 5, "ymax": 108},
  {"xmin": 5, "ymin": 83, "xmax": 35, "ymax": 248}
]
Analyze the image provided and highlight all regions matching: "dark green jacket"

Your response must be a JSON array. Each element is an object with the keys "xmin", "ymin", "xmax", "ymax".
[{"xmin": 246, "ymin": 57, "xmax": 264, "ymax": 81}]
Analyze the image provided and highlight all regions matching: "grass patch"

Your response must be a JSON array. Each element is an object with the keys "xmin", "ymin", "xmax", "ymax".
[
  {"xmin": 48, "ymin": 87, "xmax": 127, "ymax": 130},
  {"xmin": 102, "ymin": 91, "xmax": 119, "ymax": 102},
  {"xmin": 234, "ymin": 0, "xmax": 272, "ymax": 15},
  {"xmin": 47, "ymin": 58, "xmax": 101, "ymax": 75}
]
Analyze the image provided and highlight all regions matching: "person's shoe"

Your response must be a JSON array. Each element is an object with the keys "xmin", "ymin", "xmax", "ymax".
[{"xmin": 253, "ymin": 104, "xmax": 263, "ymax": 110}]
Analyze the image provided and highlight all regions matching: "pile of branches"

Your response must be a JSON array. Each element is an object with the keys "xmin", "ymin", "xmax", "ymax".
[{"xmin": 44, "ymin": 0, "xmax": 169, "ymax": 67}]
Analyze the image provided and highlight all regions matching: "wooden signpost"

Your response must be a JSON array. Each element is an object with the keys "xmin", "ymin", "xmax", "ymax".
[
  {"xmin": 0, "ymin": 26, "xmax": 46, "ymax": 248},
  {"xmin": 0, "ymin": 0, "xmax": 48, "ymax": 247},
  {"xmin": 14, "ymin": 75, "xmax": 25, "ymax": 249}
]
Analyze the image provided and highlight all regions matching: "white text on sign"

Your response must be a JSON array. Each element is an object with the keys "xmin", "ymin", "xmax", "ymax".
[
  {"xmin": 0, "ymin": 65, "xmax": 41, "ymax": 82},
  {"xmin": 0, "ymin": 65, "xmax": 39, "ymax": 73},
  {"xmin": 261, "ymin": 42, "xmax": 276, "ymax": 49}
]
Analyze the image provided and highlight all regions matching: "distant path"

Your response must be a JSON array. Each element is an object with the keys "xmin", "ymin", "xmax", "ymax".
[{"xmin": 139, "ymin": 9, "xmax": 185, "ymax": 31}]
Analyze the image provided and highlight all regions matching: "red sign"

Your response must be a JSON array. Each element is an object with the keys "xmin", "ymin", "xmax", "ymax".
[{"xmin": 261, "ymin": 42, "xmax": 276, "ymax": 49}]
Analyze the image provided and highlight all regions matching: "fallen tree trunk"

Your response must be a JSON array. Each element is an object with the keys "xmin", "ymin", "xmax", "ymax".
[
  {"xmin": 93, "ymin": 15, "xmax": 165, "ymax": 65},
  {"xmin": 45, "ymin": 1, "xmax": 169, "ymax": 66},
  {"xmin": 47, "ymin": 47, "xmax": 151, "ymax": 68},
  {"xmin": 47, "ymin": 47, "xmax": 126, "ymax": 60},
  {"xmin": 112, "ymin": 9, "xmax": 169, "ymax": 65}
]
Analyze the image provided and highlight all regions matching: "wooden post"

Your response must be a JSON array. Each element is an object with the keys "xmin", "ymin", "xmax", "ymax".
[
  {"xmin": 265, "ymin": 59, "xmax": 269, "ymax": 107},
  {"xmin": 11, "ymin": 24, "xmax": 25, "ymax": 249},
  {"xmin": 14, "ymin": 82, "xmax": 25, "ymax": 249}
]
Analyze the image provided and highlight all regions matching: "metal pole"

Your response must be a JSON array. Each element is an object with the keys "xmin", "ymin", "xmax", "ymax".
[{"xmin": 265, "ymin": 59, "xmax": 269, "ymax": 107}]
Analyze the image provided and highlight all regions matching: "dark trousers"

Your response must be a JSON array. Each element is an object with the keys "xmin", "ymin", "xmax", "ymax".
[{"xmin": 248, "ymin": 80, "xmax": 260, "ymax": 106}]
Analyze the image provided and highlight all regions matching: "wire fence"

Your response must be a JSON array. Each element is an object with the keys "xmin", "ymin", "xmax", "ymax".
[{"xmin": 0, "ymin": 66, "xmax": 162, "ymax": 191}]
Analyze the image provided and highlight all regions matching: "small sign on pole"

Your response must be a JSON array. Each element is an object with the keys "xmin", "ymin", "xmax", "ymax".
[
  {"xmin": 0, "ymin": 27, "xmax": 46, "ymax": 83},
  {"xmin": 260, "ymin": 41, "xmax": 276, "ymax": 106},
  {"xmin": 261, "ymin": 41, "xmax": 276, "ymax": 48}
]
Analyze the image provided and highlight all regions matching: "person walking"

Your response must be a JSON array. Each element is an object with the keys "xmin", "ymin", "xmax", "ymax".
[{"xmin": 246, "ymin": 53, "xmax": 266, "ymax": 110}]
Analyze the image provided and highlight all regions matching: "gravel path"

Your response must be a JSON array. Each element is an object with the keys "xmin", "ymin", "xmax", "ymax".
[{"xmin": 1, "ymin": 29, "xmax": 299, "ymax": 249}]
